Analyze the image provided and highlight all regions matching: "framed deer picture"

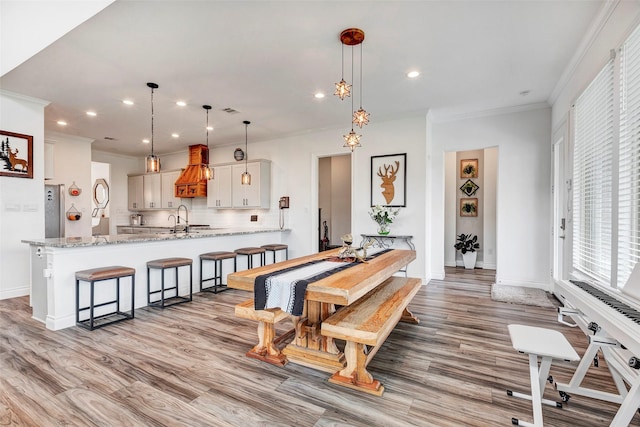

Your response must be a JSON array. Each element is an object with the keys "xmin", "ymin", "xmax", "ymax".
[
  {"xmin": 0, "ymin": 130, "xmax": 33, "ymax": 179},
  {"xmin": 371, "ymin": 153, "xmax": 406, "ymax": 207}
]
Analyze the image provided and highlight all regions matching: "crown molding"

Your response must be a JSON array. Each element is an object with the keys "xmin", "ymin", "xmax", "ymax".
[
  {"xmin": 548, "ymin": 0, "xmax": 619, "ymax": 105},
  {"xmin": 429, "ymin": 102, "xmax": 549, "ymax": 124},
  {"xmin": 0, "ymin": 89, "xmax": 50, "ymax": 107}
]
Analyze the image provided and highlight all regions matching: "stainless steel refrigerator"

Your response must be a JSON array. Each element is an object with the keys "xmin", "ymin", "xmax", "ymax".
[{"xmin": 45, "ymin": 184, "xmax": 65, "ymax": 238}]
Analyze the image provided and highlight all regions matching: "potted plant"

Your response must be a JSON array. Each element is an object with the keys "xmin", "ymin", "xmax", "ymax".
[
  {"xmin": 454, "ymin": 233, "xmax": 480, "ymax": 269},
  {"xmin": 369, "ymin": 205, "xmax": 399, "ymax": 235}
]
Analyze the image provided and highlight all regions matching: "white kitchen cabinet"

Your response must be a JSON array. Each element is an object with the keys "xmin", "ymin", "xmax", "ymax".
[
  {"xmin": 128, "ymin": 175, "xmax": 144, "ymax": 210},
  {"xmin": 129, "ymin": 170, "xmax": 189, "ymax": 211},
  {"xmin": 143, "ymin": 173, "xmax": 162, "ymax": 209},
  {"xmin": 162, "ymin": 170, "xmax": 183, "ymax": 209},
  {"xmin": 232, "ymin": 160, "xmax": 270, "ymax": 208},
  {"xmin": 207, "ymin": 165, "xmax": 232, "ymax": 208}
]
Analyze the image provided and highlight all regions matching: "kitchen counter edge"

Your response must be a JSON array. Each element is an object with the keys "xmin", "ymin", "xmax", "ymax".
[{"xmin": 22, "ymin": 228, "xmax": 291, "ymax": 248}]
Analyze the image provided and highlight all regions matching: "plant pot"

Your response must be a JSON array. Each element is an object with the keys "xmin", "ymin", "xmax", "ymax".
[{"xmin": 462, "ymin": 251, "xmax": 477, "ymax": 269}]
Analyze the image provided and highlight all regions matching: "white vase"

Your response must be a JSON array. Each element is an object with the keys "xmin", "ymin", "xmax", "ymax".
[{"xmin": 462, "ymin": 251, "xmax": 477, "ymax": 269}]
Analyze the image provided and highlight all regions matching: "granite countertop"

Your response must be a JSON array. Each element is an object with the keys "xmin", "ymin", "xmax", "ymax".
[{"xmin": 22, "ymin": 227, "xmax": 290, "ymax": 248}]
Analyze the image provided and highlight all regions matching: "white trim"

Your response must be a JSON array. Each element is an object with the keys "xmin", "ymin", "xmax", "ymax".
[
  {"xmin": 45, "ymin": 130, "xmax": 94, "ymax": 145},
  {"xmin": 0, "ymin": 286, "xmax": 29, "ymax": 300},
  {"xmin": 430, "ymin": 102, "xmax": 549, "ymax": 124},
  {"xmin": 0, "ymin": 89, "xmax": 50, "ymax": 106},
  {"xmin": 549, "ymin": 0, "xmax": 620, "ymax": 105}
]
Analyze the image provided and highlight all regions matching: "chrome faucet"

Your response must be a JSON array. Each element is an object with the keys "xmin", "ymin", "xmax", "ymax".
[
  {"xmin": 168, "ymin": 214, "xmax": 177, "ymax": 233},
  {"xmin": 176, "ymin": 204, "xmax": 189, "ymax": 233}
]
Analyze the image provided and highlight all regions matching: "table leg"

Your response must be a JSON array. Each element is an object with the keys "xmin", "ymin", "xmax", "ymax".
[
  {"xmin": 328, "ymin": 340, "xmax": 384, "ymax": 396},
  {"xmin": 283, "ymin": 300, "xmax": 345, "ymax": 372},
  {"xmin": 245, "ymin": 320, "xmax": 289, "ymax": 366}
]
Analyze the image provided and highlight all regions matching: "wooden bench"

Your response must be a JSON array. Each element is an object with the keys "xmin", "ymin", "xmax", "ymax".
[
  {"xmin": 321, "ymin": 276, "xmax": 422, "ymax": 396},
  {"xmin": 235, "ymin": 299, "xmax": 294, "ymax": 366}
]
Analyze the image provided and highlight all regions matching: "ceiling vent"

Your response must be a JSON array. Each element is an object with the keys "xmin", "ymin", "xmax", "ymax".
[
  {"xmin": 103, "ymin": 136, "xmax": 117, "ymax": 141},
  {"xmin": 221, "ymin": 107, "xmax": 240, "ymax": 114}
]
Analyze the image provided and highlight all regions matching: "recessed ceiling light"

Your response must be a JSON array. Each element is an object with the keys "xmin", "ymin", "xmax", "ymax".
[
  {"xmin": 407, "ymin": 71, "xmax": 420, "ymax": 78},
  {"xmin": 314, "ymin": 92, "xmax": 325, "ymax": 99},
  {"xmin": 123, "ymin": 100, "xmax": 134, "ymax": 106},
  {"xmin": 206, "ymin": 126, "xmax": 214, "ymax": 131},
  {"xmin": 57, "ymin": 120, "xmax": 67, "ymax": 126},
  {"xmin": 142, "ymin": 139, "xmax": 150, "ymax": 144},
  {"xmin": 86, "ymin": 111, "xmax": 97, "ymax": 117},
  {"xmin": 176, "ymin": 101, "xmax": 187, "ymax": 107},
  {"xmin": 171, "ymin": 133, "xmax": 179, "ymax": 138}
]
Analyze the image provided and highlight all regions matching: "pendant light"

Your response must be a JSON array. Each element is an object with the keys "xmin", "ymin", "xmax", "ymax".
[
  {"xmin": 145, "ymin": 82, "xmax": 161, "ymax": 173},
  {"xmin": 336, "ymin": 28, "xmax": 366, "ymax": 151},
  {"xmin": 343, "ymin": 39, "xmax": 361, "ymax": 152},
  {"xmin": 201, "ymin": 105, "xmax": 213, "ymax": 180},
  {"xmin": 241, "ymin": 120, "xmax": 251, "ymax": 185}
]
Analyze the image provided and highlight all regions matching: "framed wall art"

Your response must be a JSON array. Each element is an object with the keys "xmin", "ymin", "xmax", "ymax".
[
  {"xmin": 0, "ymin": 130, "xmax": 33, "ymax": 179},
  {"xmin": 459, "ymin": 179, "xmax": 479, "ymax": 196},
  {"xmin": 460, "ymin": 198, "xmax": 478, "ymax": 217},
  {"xmin": 460, "ymin": 158, "xmax": 478, "ymax": 178},
  {"xmin": 371, "ymin": 153, "xmax": 406, "ymax": 207}
]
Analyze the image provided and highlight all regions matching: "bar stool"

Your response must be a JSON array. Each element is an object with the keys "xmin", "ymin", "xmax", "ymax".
[
  {"xmin": 75, "ymin": 265, "xmax": 135, "ymax": 330},
  {"xmin": 507, "ymin": 324, "xmax": 580, "ymax": 427},
  {"xmin": 147, "ymin": 257, "xmax": 193, "ymax": 308},
  {"xmin": 235, "ymin": 247, "xmax": 266, "ymax": 270},
  {"xmin": 200, "ymin": 251, "xmax": 236, "ymax": 293},
  {"xmin": 261, "ymin": 244, "xmax": 288, "ymax": 264}
]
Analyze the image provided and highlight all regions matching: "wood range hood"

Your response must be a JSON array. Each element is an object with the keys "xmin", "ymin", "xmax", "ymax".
[{"xmin": 174, "ymin": 144, "xmax": 209, "ymax": 198}]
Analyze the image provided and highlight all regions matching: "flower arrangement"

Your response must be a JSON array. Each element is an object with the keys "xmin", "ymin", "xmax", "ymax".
[{"xmin": 369, "ymin": 205, "xmax": 399, "ymax": 235}]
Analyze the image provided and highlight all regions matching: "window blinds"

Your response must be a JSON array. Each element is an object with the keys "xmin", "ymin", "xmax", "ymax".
[
  {"xmin": 572, "ymin": 59, "xmax": 614, "ymax": 284},
  {"xmin": 619, "ymin": 26, "xmax": 640, "ymax": 288}
]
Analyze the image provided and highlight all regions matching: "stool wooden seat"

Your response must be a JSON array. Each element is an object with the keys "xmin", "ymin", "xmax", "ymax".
[
  {"xmin": 261, "ymin": 243, "xmax": 288, "ymax": 264},
  {"xmin": 235, "ymin": 247, "xmax": 266, "ymax": 269},
  {"xmin": 199, "ymin": 251, "xmax": 236, "ymax": 293},
  {"xmin": 507, "ymin": 324, "xmax": 580, "ymax": 427},
  {"xmin": 147, "ymin": 257, "xmax": 193, "ymax": 308},
  {"xmin": 75, "ymin": 265, "xmax": 135, "ymax": 330}
]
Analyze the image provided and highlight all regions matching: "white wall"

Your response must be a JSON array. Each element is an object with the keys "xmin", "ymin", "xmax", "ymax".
[
  {"xmin": 430, "ymin": 106, "xmax": 552, "ymax": 289},
  {"xmin": 0, "ymin": 90, "xmax": 48, "ymax": 299},
  {"xmin": 92, "ymin": 150, "xmax": 142, "ymax": 234},
  {"xmin": 330, "ymin": 154, "xmax": 351, "ymax": 243},
  {"xmin": 44, "ymin": 132, "xmax": 93, "ymax": 237},
  {"xmin": 455, "ymin": 149, "xmax": 485, "ymax": 266},
  {"xmin": 483, "ymin": 147, "xmax": 498, "ymax": 269}
]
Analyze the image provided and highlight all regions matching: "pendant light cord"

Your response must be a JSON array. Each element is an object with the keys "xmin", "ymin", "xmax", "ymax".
[
  {"xmin": 150, "ymin": 86, "xmax": 155, "ymax": 156},
  {"xmin": 245, "ymin": 121, "xmax": 248, "ymax": 173},
  {"xmin": 359, "ymin": 43, "xmax": 363, "ymax": 109},
  {"xmin": 350, "ymin": 45, "xmax": 355, "ymax": 131}
]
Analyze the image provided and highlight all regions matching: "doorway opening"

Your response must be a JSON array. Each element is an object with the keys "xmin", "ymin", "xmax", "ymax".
[
  {"xmin": 318, "ymin": 154, "xmax": 351, "ymax": 251},
  {"xmin": 444, "ymin": 147, "xmax": 498, "ymax": 275}
]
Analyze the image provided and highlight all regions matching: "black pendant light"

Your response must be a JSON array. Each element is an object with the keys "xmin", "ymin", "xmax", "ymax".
[
  {"xmin": 241, "ymin": 120, "xmax": 251, "ymax": 185},
  {"xmin": 202, "ymin": 105, "xmax": 213, "ymax": 180},
  {"xmin": 145, "ymin": 82, "xmax": 161, "ymax": 173}
]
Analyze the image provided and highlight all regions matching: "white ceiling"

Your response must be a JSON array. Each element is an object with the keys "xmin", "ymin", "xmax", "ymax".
[{"xmin": 0, "ymin": 1, "xmax": 604, "ymax": 157}]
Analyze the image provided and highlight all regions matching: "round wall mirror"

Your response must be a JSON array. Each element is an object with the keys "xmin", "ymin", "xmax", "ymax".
[{"xmin": 93, "ymin": 178, "xmax": 109, "ymax": 209}]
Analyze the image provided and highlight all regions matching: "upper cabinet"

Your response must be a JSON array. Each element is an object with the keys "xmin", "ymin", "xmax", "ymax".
[
  {"xmin": 208, "ymin": 160, "xmax": 271, "ymax": 209},
  {"xmin": 128, "ymin": 170, "xmax": 190, "ymax": 211},
  {"xmin": 206, "ymin": 165, "xmax": 232, "ymax": 208},
  {"xmin": 143, "ymin": 173, "xmax": 161, "ymax": 209},
  {"xmin": 161, "ymin": 170, "xmax": 183, "ymax": 209},
  {"xmin": 128, "ymin": 175, "xmax": 144, "ymax": 210}
]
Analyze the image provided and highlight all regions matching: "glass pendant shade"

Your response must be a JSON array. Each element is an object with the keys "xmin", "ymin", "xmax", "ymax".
[
  {"xmin": 353, "ymin": 108, "xmax": 370, "ymax": 128},
  {"xmin": 202, "ymin": 164, "xmax": 213, "ymax": 180},
  {"xmin": 241, "ymin": 171, "xmax": 251, "ymax": 185},
  {"xmin": 146, "ymin": 154, "xmax": 160, "ymax": 173},
  {"xmin": 334, "ymin": 79, "xmax": 351, "ymax": 100},
  {"xmin": 343, "ymin": 129, "xmax": 361, "ymax": 152}
]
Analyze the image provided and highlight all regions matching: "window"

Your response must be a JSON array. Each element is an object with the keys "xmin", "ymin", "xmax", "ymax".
[
  {"xmin": 572, "ymin": 24, "xmax": 640, "ymax": 289},
  {"xmin": 618, "ymin": 26, "xmax": 640, "ymax": 287}
]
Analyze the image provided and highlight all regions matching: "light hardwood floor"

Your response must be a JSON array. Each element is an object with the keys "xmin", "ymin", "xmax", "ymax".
[{"xmin": 2, "ymin": 267, "xmax": 639, "ymax": 426}]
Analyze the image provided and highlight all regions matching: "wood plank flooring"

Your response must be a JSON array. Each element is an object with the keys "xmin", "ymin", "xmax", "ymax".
[{"xmin": 2, "ymin": 267, "xmax": 639, "ymax": 426}]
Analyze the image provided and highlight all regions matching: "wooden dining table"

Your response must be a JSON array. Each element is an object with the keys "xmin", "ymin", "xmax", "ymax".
[{"xmin": 227, "ymin": 247, "xmax": 417, "ymax": 372}]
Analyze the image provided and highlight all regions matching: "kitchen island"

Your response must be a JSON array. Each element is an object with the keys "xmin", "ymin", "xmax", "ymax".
[{"xmin": 23, "ymin": 227, "xmax": 290, "ymax": 330}]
